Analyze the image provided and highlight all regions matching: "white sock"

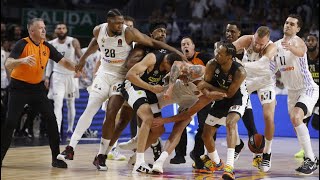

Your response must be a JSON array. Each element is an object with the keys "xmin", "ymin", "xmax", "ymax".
[
  {"xmin": 263, "ymin": 138, "xmax": 272, "ymax": 154},
  {"xmin": 53, "ymin": 94, "xmax": 64, "ymax": 133},
  {"xmin": 136, "ymin": 153, "xmax": 145, "ymax": 165},
  {"xmin": 158, "ymin": 151, "xmax": 169, "ymax": 162},
  {"xmin": 69, "ymin": 95, "xmax": 104, "ymax": 148},
  {"xmin": 226, "ymin": 148, "xmax": 235, "ymax": 167},
  {"xmin": 295, "ymin": 124, "xmax": 315, "ymax": 161},
  {"xmin": 208, "ymin": 150, "xmax": 220, "ymax": 164},
  {"xmin": 66, "ymin": 98, "xmax": 76, "ymax": 132},
  {"xmin": 106, "ymin": 146, "xmax": 113, "ymax": 155},
  {"xmin": 98, "ymin": 138, "xmax": 110, "ymax": 155}
]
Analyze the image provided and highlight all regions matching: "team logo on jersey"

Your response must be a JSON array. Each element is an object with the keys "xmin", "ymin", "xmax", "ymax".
[
  {"xmin": 215, "ymin": 68, "xmax": 220, "ymax": 74},
  {"xmin": 101, "ymin": 37, "xmax": 105, "ymax": 43},
  {"xmin": 42, "ymin": 51, "xmax": 47, "ymax": 56},
  {"xmin": 228, "ymin": 74, "xmax": 232, "ymax": 81},
  {"xmin": 154, "ymin": 70, "xmax": 159, "ymax": 75},
  {"xmin": 67, "ymin": 43, "xmax": 71, "ymax": 48},
  {"xmin": 247, "ymin": 49, "xmax": 253, "ymax": 54},
  {"xmin": 117, "ymin": 39, "xmax": 123, "ymax": 47}
]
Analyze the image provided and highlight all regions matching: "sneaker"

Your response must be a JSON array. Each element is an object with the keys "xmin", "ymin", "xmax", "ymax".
[
  {"xmin": 52, "ymin": 159, "xmax": 68, "ymax": 168},
  {"xmin": 119, "ymin": 137, "xmax": 137, "ymax": 151},
  {"xmin": 190, "ymin": 151, "xmax": 205, "ymax": 170},
  {"xmin": 93, "ymin": 154, "xmax": 108, "ymax": 171},
  {"xmin": 252, "ymin": 154, "xmax": 262, "ymax": 168},
  {"xmin": 260, "ymin": 153, "xmax": 271, "ymax": 172},
  {"xmin": 127, "ymin": 153, "xmax": 153, "ymax": 169},
  {"xmin": 57, "ymin": 146, "xmax": 74, "ymax": 161},
  {"xmin": 294, "ymin": 149, "xmax": 305, "ymax": 158},
  {"xmin": 234, "ymin": 139, "xmax": 244, "ymax": 161},
  {"xmin": 202, "ymin": 155, "xmax": 224, "ymax": 172},
  {"xmin": 151, "ymin": 138, "xmax": 162, "ymax": 161},
  {"xmin": 152, "ymin": 159, "xmax": 164, "ymax": 174},
  {"xmin": 295, "ymin": 157, "xmax": 318, "ymax": 175},
  {"xmin": 222, "ymin": 165, "xmax": 235, "ymax": 180},
  {"xmin": 170, "ymin": 155, "xmax": 186, "ymax": 164},
  {"xmin": 132, "ymin": 162, "xmax": 152, "ymax": 174},
  {"xmin": 107, "ymin": 147, "xmax": 127, "ymax": 161}
]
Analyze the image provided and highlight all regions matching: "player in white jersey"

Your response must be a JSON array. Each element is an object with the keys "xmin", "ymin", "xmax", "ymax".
[
  {"xmin": 233, "ymin": 26, "xmax": 277, "ymax": 172},
  {"xmin": 57, "ymin": 9, "xmax": 185, "ymax": 171},
  {"xmin": 45, "ymin": 22, "xmax": 82, "ymax": 137},
  {"xmin": 274, "ymin": 14, "xmax": 319, "ymax": 175}
]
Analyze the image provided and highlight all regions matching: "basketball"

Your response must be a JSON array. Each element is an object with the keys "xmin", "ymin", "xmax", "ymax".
[{"xmin": 248, "ymin": 134, "xmax": 265, "ymax": 153}]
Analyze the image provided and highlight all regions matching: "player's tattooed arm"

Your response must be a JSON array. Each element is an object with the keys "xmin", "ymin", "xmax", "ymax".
[
  {"xmin": 188, "ymin": 65, "xmax": 205, "ymax": 79},
  {"xmin": 163, "ymin": 61, "xmax": 181, "ymax": 100}
]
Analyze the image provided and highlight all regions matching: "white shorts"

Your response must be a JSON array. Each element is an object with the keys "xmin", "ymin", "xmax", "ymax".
[
  {"xmin": 157, "ymin": 80, "xmax": 200, "ymax": 110},
  {"xmin": 246, "ymin": 80, "xmax": 276, "ymax": 105},
  {"xmin": 288, "ymin": 86, "xmax": 319, "ymax": 118},
  {"xmin": 121, "ymin": 80, "xmax": 161, "ymax": 114},
  {"xmin": 87, "ymin": 71, "xmax": 124, "ymax": 100},
  {"xmin": 48, "ymin": 72, "xmax": 79, "ymax": 99}
]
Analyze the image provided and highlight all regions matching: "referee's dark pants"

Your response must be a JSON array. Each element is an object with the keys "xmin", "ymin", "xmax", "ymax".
[
  {"xmin": 1, "ymin": 79, "xmax": 60, "ymax": 163},
  {"xmin": 174, "ymin": 103, "xmax": 212, "ymax": 158}
]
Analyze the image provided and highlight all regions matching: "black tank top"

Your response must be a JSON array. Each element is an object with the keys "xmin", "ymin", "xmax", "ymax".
[
  {"xmin": 209, "ymin": 60, "xmax": 243, "ymax": 98},
  {"xmin": 140, "ymin": 49, "xmax": 168, "ymax": 86},
  {"xmin": 307, "ymin": 53, "xmax": 319, "ymax": 85}
]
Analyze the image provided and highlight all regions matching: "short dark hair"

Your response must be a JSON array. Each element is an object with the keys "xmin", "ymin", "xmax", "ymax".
[
  {"xmin": 27, "ymin": 18, "xmax": 44, "ymax": 30},
  {"xmin": 107, "ymin": 9, "xmax": 122, "ymax": 18},
  {"xmin": 221, "ymin": 42, "xmax": 236, "ymax": 57},
  {"xmin": 55, "ymin": 22, "xmax": 67, "ymax": 28},
  {"xmin": 124, "ymin": 16, "xmax": 135, "ymax": 23},
  {"xmin": 181, "ymin": 36, "xmax": 194, "ymax": 44},
  {"xmin": 308, "ymin": 34, "xmax": 318, "ymax": 41},
  {"xmin": 165, "ymin": 52, "xmax": 182, "ymax": 65},
  {"xmin": 288, "ymin": 14, "xmax": 303, "ymax": 28},
  {"xmin": 226, "ymin": 21, "xmax": 241, "ymax": 31},
  {"xmin": 149, "ymin": 21, "xmax": 167, "ymax": 33}
]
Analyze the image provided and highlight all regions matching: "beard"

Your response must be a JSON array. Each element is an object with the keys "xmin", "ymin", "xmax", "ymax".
[
  {"xmin": 307, "ymin": 46, "xmax": 317, "ymax": 52},
  {"xmin": 57, "ymin": 33, "xmax": 67, "ymax": 40}
]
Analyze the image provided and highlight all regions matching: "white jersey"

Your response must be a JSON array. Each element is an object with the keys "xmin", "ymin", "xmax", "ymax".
[
  {"xmin": 274, "ymin": 36, "xmax": 318, "ymax": 90},
  {"xmin": 49, "ymin": 36, "xmax": 77, "ymax": 75},
  {"xmin": 1, "ymin": 48, "xmax": 8, "ymax": 88},
  {"xmin": 242, "ymin": 37, "xmax": 276, "ymax": 88},
  {"xmin": 97, "ymin": 23, "xmax": 132, "ymax": 77}
]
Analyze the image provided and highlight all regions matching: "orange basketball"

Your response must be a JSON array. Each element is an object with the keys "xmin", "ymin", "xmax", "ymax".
[{"xmin": 248, "ymin": 134, "xmax": 265, "ymax": 153}]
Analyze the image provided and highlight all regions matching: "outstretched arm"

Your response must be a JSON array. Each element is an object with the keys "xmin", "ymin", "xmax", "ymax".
[
  {"xmin": 152, "ymin": 93, "xmax": 224, "ymax": 127},
  {"xmin": 76, "ymin": 26, "xmax": 100, "ymax": 72},
  {"xmin": 127, "ymin": 28, "xmax": 186, "ymax": 61}
]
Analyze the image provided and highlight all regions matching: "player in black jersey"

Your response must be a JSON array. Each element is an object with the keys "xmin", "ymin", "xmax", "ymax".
[
  {"xmin": 214, "ymin": 22, "xmax": 258, "ymax": 165},
  {"xmin": 198, "ymin": 42, "xmax": 248, "ymax": 180},
  {"xmin": 121, "ymin": 51, "xmax": 182, "ymax": 174}
]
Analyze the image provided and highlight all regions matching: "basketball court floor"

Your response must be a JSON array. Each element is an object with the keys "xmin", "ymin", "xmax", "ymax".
[{"xmin": 1, "ymin": 135, "xmax": 319, "ymax": 180}]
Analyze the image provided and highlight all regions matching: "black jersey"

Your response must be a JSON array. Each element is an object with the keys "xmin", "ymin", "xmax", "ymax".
[
  {"xmin": 209, "ymin": 60, "xmax": 243, "ymax": 97},
  {"xmin": 139, "ymin": 49, "xmax": 168, "ymax": 87},
  {"xmin": 308, "ymin": 53, "xmax": 319, "ymax": 85}
]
